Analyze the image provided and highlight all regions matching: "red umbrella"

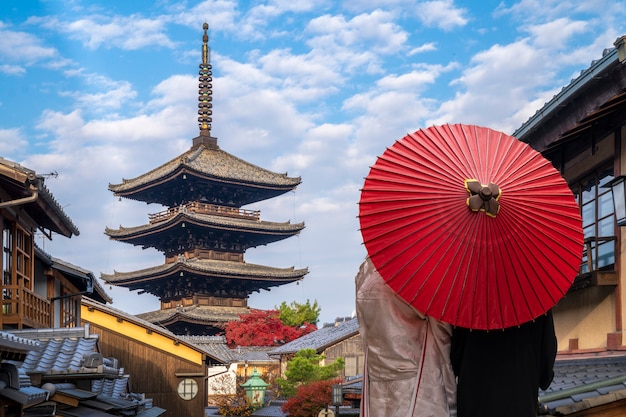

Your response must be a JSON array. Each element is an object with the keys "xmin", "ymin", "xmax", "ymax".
[{"xmin": 358, "ymin": 124, "xmax": 584, "ymax": 330}]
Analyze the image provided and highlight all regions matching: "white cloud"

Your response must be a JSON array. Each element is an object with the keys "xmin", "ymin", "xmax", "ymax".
[
  {"xmin": 0, "ymin": 26, "xmax": 58, "ymax": 63},
  {"xmin": 0, "ymin": 64, "xmax": 26, "ymax": 75},
  {"xmin": 415, "ymin": 0, "xmax": 469, "ymax": 31},
  {"xmin": 525, "ymin": 17, "xmax": 588, "ymax": 48},
  {"xmin": 36, "ymin": 15, "xmax": 176, "ymax": 50},
  {"xmin": 0, "ymin": 128, "xmax": 28, "ymax": 155}
]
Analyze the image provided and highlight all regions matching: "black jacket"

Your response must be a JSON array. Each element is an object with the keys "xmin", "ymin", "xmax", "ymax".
[{"xmin": 450, "ymin": 311, "xmax": 557, "ymax": 417}]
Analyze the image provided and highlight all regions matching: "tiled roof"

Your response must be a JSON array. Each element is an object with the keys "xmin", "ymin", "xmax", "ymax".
[
  {"xmin": 270, "ymin": 318, "xmax": 359, "ymax": 355},
  {"xmin": 0, "ymin": 157, "xmax": 79, "ymax": 237},
  {"xmin": 538, "ymin": 354, "xmax": 626, "ymax": 415},
  {"xmin": 34, "ymin": 245, "xmax": 113, "ymax": 305},
  {"xmin": 176, "ymin": 336, "xmax": 279, "ymax": 364},
  {"xmin": 513, "ymin": 44, "xmax": 620, "ymax": 141},
  {"xmin": 137, "ymin": 305, "xmax": 248, "ymax": 327},
  {"xmin": 0, "ymin": 331, "xmax": 41, "ymax": 356},
  {"xmin": 104, "ymin": 210, "xmax": 304, "ymax": 238},
  {"xmin": 178, "ymin": 336, "xmax": 235, "ymax": 363},
  {"xmin": 20, "ymin": 337, "xmax": 101, "ymax": 375},
  {"xmin": 2, "ymin": 327, "xmax": 163, "ymax": 416},
  {"xmin": 102, "ymin": 258, "xmax": 308, "ymax": 283},
  {"xmin": 109, "ymin": 145, "xmax": 301, "ymax": 193}
]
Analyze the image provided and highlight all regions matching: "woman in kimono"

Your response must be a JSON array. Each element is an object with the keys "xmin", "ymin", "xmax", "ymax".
[{"xmin": 356, "ymin": 257, "xmax": 457, "ymax": 417}]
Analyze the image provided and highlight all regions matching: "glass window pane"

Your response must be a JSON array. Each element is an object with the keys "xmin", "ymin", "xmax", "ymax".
[
  {"xmin": 582, "ymin": 202, "xmax": 596, "ymax": 228},
  {"xmin": 598, "ymin": 191, "xmax": 614, "ymax": 219},
  {"xmin": 597, "ymin": 241, "xmax": 615, "ymax": 269},
  {"xmin": 581, "ymin": 179, "xmax": 595, "ymax": 204},
  {"xmin": 598, "ymin": 217, "xmax": 614, "ymax": 237}
]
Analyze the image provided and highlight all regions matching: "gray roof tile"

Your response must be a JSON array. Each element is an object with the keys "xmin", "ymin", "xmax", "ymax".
[
  {"xmin": 539, "ymin": 354, "xmax": 626, "ymax": 415},
  {"xmin": 270, "ymin": 318, "xmax": 359, "ymax": 355}
]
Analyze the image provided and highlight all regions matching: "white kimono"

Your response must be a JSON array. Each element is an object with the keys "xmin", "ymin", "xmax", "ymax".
[{"xmin": 356, "ymin": 257, "xmax": 457, "ymax": 417}]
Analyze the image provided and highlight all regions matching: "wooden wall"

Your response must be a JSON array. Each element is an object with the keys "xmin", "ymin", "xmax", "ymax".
[
  {"xmin": 87, "ymin": 322, "xmax": 206, "ymax": 417},
  {"xmin": 323, "ymin": 334, "xmax": 364, "ymax": 378}
]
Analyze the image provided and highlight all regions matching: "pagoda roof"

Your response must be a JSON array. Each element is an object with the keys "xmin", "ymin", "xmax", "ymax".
[
  {"xmin": 104, "ymin": 209, "xmax": 304, "ymax": 251},
  {"xmin": 101, "ymin": 258, "xmax": 308, "ymax": 299},
  {"xmin": 108, "ymin": 144, "xmax": 301, "ymax": 206},
  {"xmin": 137, "ymin": 305, "xmax": 248, "ymax": 328}
]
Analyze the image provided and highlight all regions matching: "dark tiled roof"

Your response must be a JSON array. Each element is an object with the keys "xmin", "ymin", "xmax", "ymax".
[
  {"xmin": 178, "ymin": 336, "xmax": 235, "ymax": 363},
  {"xmin": 0, "ymin": 331, "xmax": 41, "ymax": 355},
  {"xmin": 0, "ymin": 157, "xmax": 79, "ymax": 237},
  {"xmin": 137, "ymin": 305, "xmax": 249, "ymax": 325},
  {"xmin": 270, "ymin": 318, "xmax": 359, "ymax": 355},
  {"xmin": 104, "ymin": 210, "xmax": 304, "ymax": 238},
  {"xmin": 34, "ymin": 246, "xmax": 112, "ymax": 304},
  {"xmin": 3, "ymin": 327, "xmax": 162, "ymax": 416},
  {"xmin": 177, "ymin": 336, "xmax": 279, "ymax": 364},
  {"xmin": 109, "ymin": 145, "xmax": 301, "ymax": 193},
  {"xmin": 513, "ymin": 45, "xmax": 620, "ymax": 141},
  {"xmin": 102, "ymin": 258, "xmax": 308, "ymax": 283},
  {"xmin": 539, "ymin": 354, "xmax": 626, "ymax": 415}
]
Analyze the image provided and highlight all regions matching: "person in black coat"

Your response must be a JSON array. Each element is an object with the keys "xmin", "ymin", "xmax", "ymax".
[{"xmin": 450, "ymin": 310, "xmax": 557, "ymax": 417}]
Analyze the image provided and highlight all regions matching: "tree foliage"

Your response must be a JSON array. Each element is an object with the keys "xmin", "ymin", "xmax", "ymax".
[
  {"xmin": 281, "ymin": 379, "xmax": 341, "ymax": 417},
  {"xmin": 278, "ymin": 299, "xmax": 321, "ymax": 326},
  {"xmin": 215, "ymin": 387, "xmax": 253, "ymax": 417},
  {"xmin": 224, "ymin": 309, "xmax": 317, "ymax": 347},
  {"xmin": 276, "ymin": 348, "xmax": 345, "ymax": 398}
]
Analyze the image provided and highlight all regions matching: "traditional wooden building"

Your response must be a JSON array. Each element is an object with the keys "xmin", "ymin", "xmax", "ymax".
[
  {"xmin": 80, "ymin": 298, "xmax": 226, "ymax": 417},
  {"xmin": 513, "ymin": 35, "xmax": 626, "ymax": 353},
  {"xmin": 102, "ymin": 23, "xmax": 307, "ymax": 336},
  {"xmin": 269, "ymin": 317, "xmax": 362, "ymax": 379},
  {"xmin": 0, "ymin": 156, "xmax": 102, "ymax": 330},
  {"xmin": 513, "ymin": 34, "xmax": 626, "ymax": 417}
]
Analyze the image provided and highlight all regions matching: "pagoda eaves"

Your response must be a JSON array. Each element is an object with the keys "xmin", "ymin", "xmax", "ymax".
[
  {"xmin": 101, "ymin": 258, "xmax": 308, "ymax": 300},
  {"xmin": 104, "ymin": 209, "xmax": 304, "ymax": 253},
  {"xmin": 137, "ymin": 305, "xmax": 247, "ymax": 336},
  {"xmin": 108, "ymin": 145, "xmax": 301, "ymax": 207}
]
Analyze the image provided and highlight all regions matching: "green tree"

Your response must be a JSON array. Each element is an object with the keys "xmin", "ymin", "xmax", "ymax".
[
  {"xmin": 276, "ymin": 348, "xmax": 345, "ymax": 398},
  {"xmin": 277, "ymin": 299, "xmax": 321, "ymax": 326}
]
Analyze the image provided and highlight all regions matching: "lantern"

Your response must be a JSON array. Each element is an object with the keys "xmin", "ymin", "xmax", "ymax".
[{"xmin": 240, "ymin": 367, "xmax": 269, "ymax": 409}]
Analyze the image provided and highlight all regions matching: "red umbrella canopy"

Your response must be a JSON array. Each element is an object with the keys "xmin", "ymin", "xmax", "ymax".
[{"xmin": 358, "ymin": 124, "xmax": 584, "ymax": 330}]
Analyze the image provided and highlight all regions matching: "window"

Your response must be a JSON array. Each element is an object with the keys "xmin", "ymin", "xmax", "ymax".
[
  {"xmin": 177, "ymin": 378, "xmax": 198, "ymax": 400},
  {"xmin": 2, "ymin": 220, "xmax": 33, "ymax": 313},
  {"xmin": 61, "ymin": 294, "xmax": 79, "ymax": 328},
  {"xmin": 573, "ymin": 166, "xmax": 615, "ymax": 273}
]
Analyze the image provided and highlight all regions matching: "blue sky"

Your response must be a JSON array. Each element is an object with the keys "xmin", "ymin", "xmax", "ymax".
[{"xmin": 1, "ymin": 0, "xmax": 625, "ymax": 325}]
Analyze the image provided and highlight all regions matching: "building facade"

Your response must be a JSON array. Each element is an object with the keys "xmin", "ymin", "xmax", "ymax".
[
  {"xmin": 513, "ymin": 36, "xmax": 626, "ymax": 352},
  {"xmin": 0, "ymin": 157, "xmax": 106, "ymax": 330}
]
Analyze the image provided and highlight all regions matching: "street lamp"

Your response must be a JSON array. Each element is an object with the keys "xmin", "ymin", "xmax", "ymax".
[
  {"xmin": 605, "ymin": 175, "xmax": 626, "ymax": 226},
  {"xmin": 332, "ymin": 384, "xmax": 343, "ymax": 416}
]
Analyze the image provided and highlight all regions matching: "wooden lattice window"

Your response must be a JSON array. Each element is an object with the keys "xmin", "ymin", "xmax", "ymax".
[
  {"xmin": 15, "ymin": 225, "xmax": 32, "ymax": 290},
  {"xmin": 61, "ymin": 295, "xmax": 79, "ymax": 328},
  {"xmin": 2, "ymin": 220, "xmax": 33, "ymax": 315}
]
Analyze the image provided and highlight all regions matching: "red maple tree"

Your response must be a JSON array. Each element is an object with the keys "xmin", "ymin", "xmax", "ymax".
[
  {"xmin": 224, "ymin": 309, "xmax": 316, "ymax": 347},
  {"xmin": 281, "ymin": 379, "xmax": 341, "ymax": 417}
]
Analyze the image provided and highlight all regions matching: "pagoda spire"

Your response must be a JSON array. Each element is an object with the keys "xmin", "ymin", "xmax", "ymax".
[{"xmin": 194, "ymin": 22, "xmax": 217, "ymax": 149}]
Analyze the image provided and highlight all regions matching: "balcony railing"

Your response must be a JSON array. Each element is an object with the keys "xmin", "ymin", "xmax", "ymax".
[
  {"xmin": 571, "ymin": 236, "xmax": 618, "ymax": 291},
  {"xmin": 149, "ymin": 202, "xmax": 260, "ymax": 224},
  {"xmin": 2, "ymin": 286, "xmax": 51, "ymax": 328}
]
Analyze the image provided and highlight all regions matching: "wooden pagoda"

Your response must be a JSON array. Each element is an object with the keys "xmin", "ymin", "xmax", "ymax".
[{"xmin": 102, "ymin": 23, "xmax": 307, "ymax": 336}]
